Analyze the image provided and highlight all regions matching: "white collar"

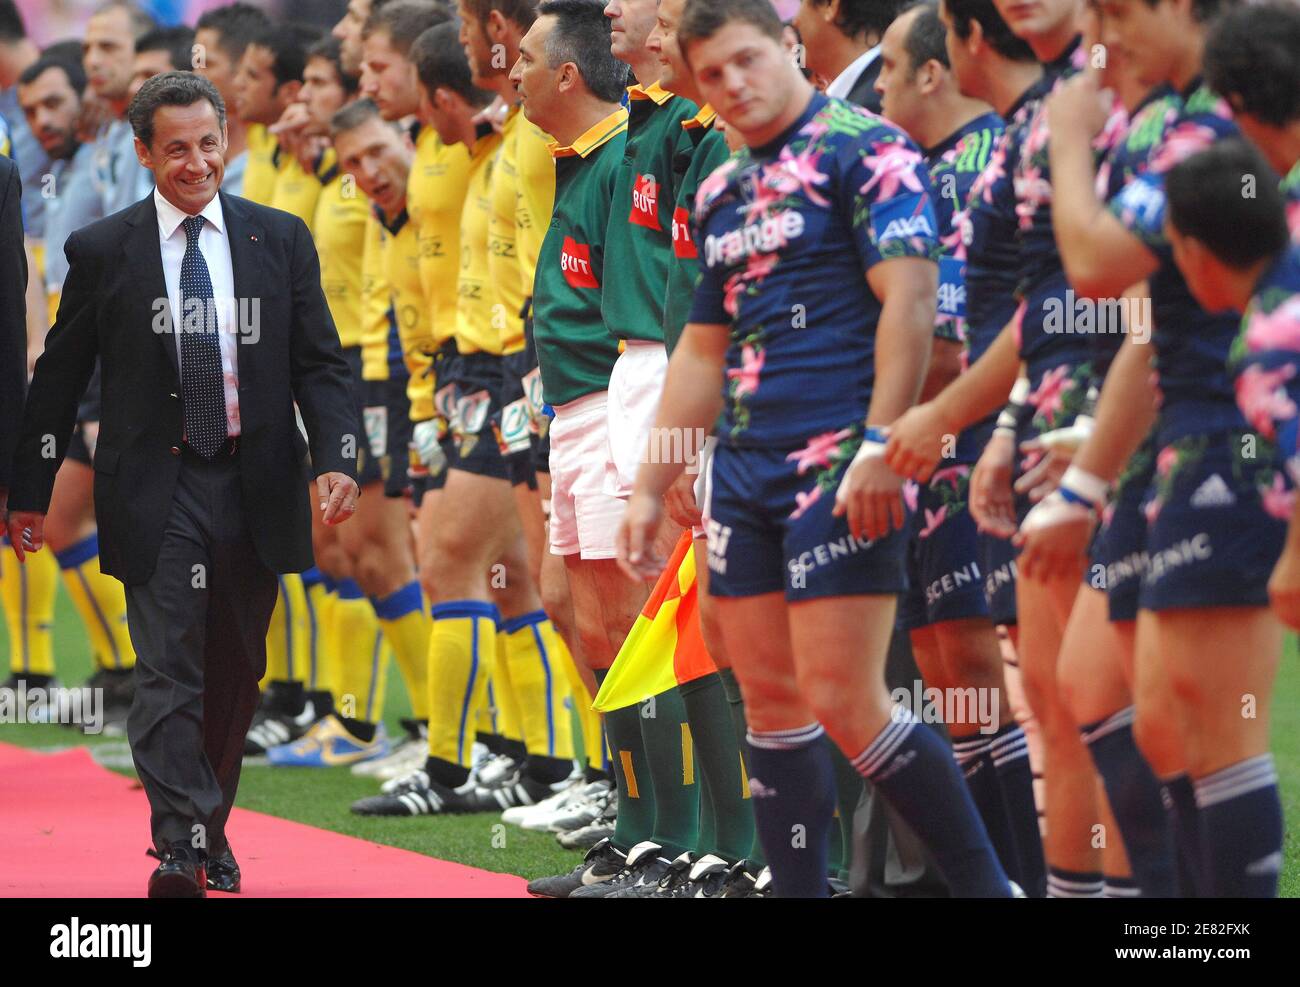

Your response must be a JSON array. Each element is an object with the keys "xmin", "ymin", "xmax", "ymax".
[
  {"xmin": 154, "ymin": 185, "xmax": 226, "ymax": 240},
  {"xmin": 826, "ymin": 46, "xmax": 880, "ymax": 100}
]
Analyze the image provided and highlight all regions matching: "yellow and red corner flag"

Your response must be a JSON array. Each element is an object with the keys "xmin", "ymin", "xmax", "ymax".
[{"xmin": 591, "ymin": 530, "xmax": 717, "ymax": 712}]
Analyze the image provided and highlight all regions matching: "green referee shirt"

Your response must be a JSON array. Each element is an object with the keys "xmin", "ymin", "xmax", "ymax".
[
  {"xmin": 663, "ymin": 105, "xmax": 731, "ymax": 353},
  {"xmin": 534, "ymin": 107, "xmax": 629, "ymax": 407},
  {"xmin": 601, "ymin": 81, "xmax": 700, "ymax": 343}
]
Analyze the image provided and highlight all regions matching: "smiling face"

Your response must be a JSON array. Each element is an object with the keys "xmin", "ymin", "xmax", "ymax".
[
  {"xmin": 647, "ymin": 0, "xmax": 691, "ymax": 97},
  {"xmin": 83, "ymin": 7, "xmax": 137, "ymax": 103},
  {"xmin": 362, "ymin": 28, "xmax": 420, "ymax": 120},
  {"xmin": 687, "ymin": 20, "xmax": 801, "ymax": 147},
  {"xmin": 334, "ymin": 114, "xmax": 411, "ymax": 218},
  {"xmin": 18, "ymin": 65, "xmax": 82, "ymax": 160},
  {"xmin": 136, "ymin": 99, "xmax": 228, "ymax": 215}
]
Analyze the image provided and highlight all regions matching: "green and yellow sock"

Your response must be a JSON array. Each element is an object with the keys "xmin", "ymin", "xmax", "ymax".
[
  {"xmin": 680, "ymin": 672, "xmax": 753, "ymax": 862},
  {"xmin": 594, "ymin": 666, "xmax": 656, "ymax": 852},
  {"xmin": 639, "ymin": 685, "xmax": 699, "ymax": 860}
]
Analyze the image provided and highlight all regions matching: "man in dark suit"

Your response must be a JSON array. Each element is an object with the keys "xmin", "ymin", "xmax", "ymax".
[
  {"xmin": 793, "ymin": 0, "xmax": 904, "ymax": 113},
  {"xmin": 5, "ymin": 71, "xmax": 360, "ymax": 898},
  {"xmin": 0, "ymin": 153, "xmax": 27, "ymax": 533}
]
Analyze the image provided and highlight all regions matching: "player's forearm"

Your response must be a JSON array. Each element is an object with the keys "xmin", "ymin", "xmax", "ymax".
[
  {"xmin": 869, "ymin": 287, "xmax": 933, "ymax": 426},
  {"xmin": 636, "ymin": 323, "xmax": 725, "ymax": 500},
  {"xmin": 1070, "ymin": 330, "xmax": 1157, "ymax": 483},
  {"xmin": 930, "ymin": 322, "xmax": 1020, "ymax": 433}
]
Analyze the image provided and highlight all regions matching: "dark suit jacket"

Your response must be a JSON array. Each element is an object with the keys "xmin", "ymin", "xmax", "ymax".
[
  {"xmin": 845, "ymin": 55, "xmax": 883, "ymax": 114},
  {"xmin": 0, "ymin": 156, "xmax": 28, "ymax": 489},
  {"xmin": 8, "ymin": 191, "xmax": 358, "ymax": 584}
]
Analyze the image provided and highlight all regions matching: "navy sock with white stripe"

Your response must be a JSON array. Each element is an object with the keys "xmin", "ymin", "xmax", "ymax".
[
  {"xmin": 853, "ymin": 708, "xmax": 1011, "ymax": 896},
  {"xmin": 1047, "ymin": 867, "xmax": 1104, "ymax": 897},
  {"xmin": 1160, "ymin": 773, "xmax": 1201, "ymax": 896},
  {"xmin": 745, "ymin": 723, "xmax": 835, "ymax": 898},
  {"xmin": 952, "ymin": 734, "xmax": 1021, "ymax": 889},
  {"xmin": 989, "ymin": 723, "xmax": 1047, "ymax": 897},
  {"xmin": 1104, "ymin": 874, "xmax": 1141, "ymax": 898},
  {"xmin": 1194, "ymin": 754, "xmax": 1283, "ymax": 897},
  {"xmin": 1080, "ymin": 707, "xmax": 1177, "ymax": 897}
]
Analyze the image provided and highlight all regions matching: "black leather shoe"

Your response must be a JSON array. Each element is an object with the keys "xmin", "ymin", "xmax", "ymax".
[
  {"xmin": 148, "ymin": 842, "xmax": 206, "ymax": 898},
  {"xmin": 206, "ymin": 845, "xmax": 241, "ymax": 893}
]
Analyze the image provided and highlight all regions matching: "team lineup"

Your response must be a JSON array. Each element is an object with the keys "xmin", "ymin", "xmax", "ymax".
[{"xmin": 0, "ymin": 0, "xmax": 1297, "ymax": 900}]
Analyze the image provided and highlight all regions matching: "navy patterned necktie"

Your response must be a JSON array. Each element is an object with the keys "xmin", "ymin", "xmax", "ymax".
[{"xmin": 178, "ymin": 214, "xmax": 227, "ymax": 458}]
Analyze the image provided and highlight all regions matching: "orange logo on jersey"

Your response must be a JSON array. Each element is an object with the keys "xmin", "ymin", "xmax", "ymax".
[
  {"xmin": 630, "ymin": 173, "xmax": 660, "ymax": 229},
  {"xmin": 671, "ymin": 206, "xmax": 697, "ymax": 259},
  {"xmin": 561, "ymin": 236, "xmax": 599, "ymax": 289}
]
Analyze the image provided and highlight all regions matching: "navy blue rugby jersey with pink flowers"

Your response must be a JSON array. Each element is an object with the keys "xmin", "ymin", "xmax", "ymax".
[
  {"xmin": 1107, "ymin": 79, "xmax": 1247, "ymax": 445},
  {"xmin": 924, "ymin": 110, "xmax": 1004, "ymax": 346},
  {"xmin": 1230, "ymin": 244, "xmax": 1300, "ymax": 485},
  {"xmin": 689, "ymin": 91, "xmax": 939, "ymax": 448}
]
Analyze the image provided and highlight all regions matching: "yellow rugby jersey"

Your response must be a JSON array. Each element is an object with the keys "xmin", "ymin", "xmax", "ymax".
[
  {"xmin": 408, "ymin": 124, "xmax": 472, "ymax": 347},
  {"xmin": 360, "ymin": 211, "xmax": 403, "ymax": 383},
  {"xmin": 456, "ymin": 127, "xmax": 505, "ymax": 355},
  {"xmin": 489, "ymin": 107, "xmax": 541, "ymax": 354},
  {"xmin": 271, "ymin": 146, "xmax": 333, "ymax": 228},
  {"xmin": 241, "ymin": 123, "xmax": 279, "ymax": 205},
  {"xmin": 378, "ymin": 207, "xmax": 435, "ymax": 421},
  {"xmin": 313, "ymin": 163, "xmax": 370, "ymax": 348},
  {"xmin": 513, "ymin": 107, "xmax": 556, "ymax": 310}
]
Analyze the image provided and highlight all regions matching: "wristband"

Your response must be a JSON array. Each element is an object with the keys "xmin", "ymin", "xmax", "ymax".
[
  {"xmin": 1059, "ymin": 464, "xmax": 1109, "ymax": 508},
  {"xmin": 995, "ymin": 376, "xmax": 1032, "ymax": 432}
]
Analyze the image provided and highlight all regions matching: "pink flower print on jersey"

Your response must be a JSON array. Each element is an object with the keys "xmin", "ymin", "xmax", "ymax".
[
  {"xmin": 1028, "ymin": 364, "xmax": 1073, "ymax": 421},
  {"xmin": 1151, "ymin": 123, "xmax": 1219, "ymax": 174},
  {"xmin": 785, "ymin": 428, "xmax": 855, "ymax": 474},
  {"xmin": 977, "ymin": 145, "xmax": 1007, "ymax": 205},
  {"xmin": 1234, "ymin": 363, "xmax": 1297, "ymax": 441},
  {"xmin": 790, "ymin": 484, "xmax": 822, "ymax": 520},
  {"xmin": 1287, "ymin": 200, "xmax": 1300, "ymax": 244},
  {"xmin": 727, "ymin": 342, "xmax": 765, "ymax": 397},
  {"xmin": 931, "ymin": 464, "xmax": 972, "ymax": 488},
  {"xmin": 695, "ymin": 157, "xmax": 740, "ymax": 212},
  {"xmin": 860, "ymin": 140, "xmax": 926, "ymax": 200},
  {"xmin": 1156, "ymin": 444, "xmax": 1179, "ymax": 477},
  {"xmin": 1259, "ymin": 472, "xmax": 1295, "ymax": 521},
  {"xmin": 902, "ymin": 478, "xmax": 920, "ymax": 513},
  {"xmin": 744, "ymin": 178, "xmax": 787, "ymax": 224},
  {"xmin": 918, "ymin": 505, "xmax": 948, "ymax": 539},
  {"xmin": 1244, "ymin": 296, "xmax": 1300, "ymax": 354},
  {"xmin": 1015, "ymin": 165, "xmax": 1051, "ymax": 231},
  {"xmin": 766, "ymin": 146, "xmax": 831, "ymax": 207}
]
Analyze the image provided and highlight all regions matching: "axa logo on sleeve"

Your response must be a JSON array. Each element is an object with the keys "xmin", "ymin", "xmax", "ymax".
[
  {"xmin": 630, "ymin": 173, "xmax": 660, "ymax": 229},
  {"xmin": 870, "ymin": 194, "xmax": 935, "ymax": 245},
  {"xmin": 704, "ymin": 209, "xmax": 805, "ymax": 268},
  {"xmin": 560, "ymin": 236, "xmax": 599, "ymax": 289}
]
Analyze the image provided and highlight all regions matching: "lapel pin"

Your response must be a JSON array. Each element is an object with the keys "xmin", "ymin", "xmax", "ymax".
[{"xmin": 250, "ymin": 234, "xmax": 258, "ymax": 242}]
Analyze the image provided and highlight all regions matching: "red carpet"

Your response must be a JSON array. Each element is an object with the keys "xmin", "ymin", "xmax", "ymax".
[{"xmin": 0, "ymin": 742, "xmax": 528, "ymax": 898}]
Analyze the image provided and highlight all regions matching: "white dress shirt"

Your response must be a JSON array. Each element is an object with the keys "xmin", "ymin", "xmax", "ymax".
[
  {"xmin": 826, "ymin": 45, "xmax": 880, "ymax": 100},
  {"xmin": 154, "ymin": 187, "xmax": 241, "ymax": 436}
]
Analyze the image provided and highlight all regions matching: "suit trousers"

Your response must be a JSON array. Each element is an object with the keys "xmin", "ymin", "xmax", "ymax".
[{"xmin": 124, "ymin": 443, "xmax": 279, "ymax": 855}]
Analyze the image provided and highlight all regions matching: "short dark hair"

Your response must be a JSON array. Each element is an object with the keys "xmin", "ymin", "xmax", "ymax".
[
  {"xmin": 900, "ymin": 0, "xmax": 948, "ymax": 72},
  {"xmin": 249, "ymin": 22, "xmax": 323, "ymax": 90},
  {"xmin": 195, "ymin": 2, "xmax": 271, "ymax": 63},
  {"xmin": 0, "ymin": 0, "xmax": 26, "ymax": 44},
  {"xmin": 679, "ymin": 0, "xmax": 785, "ymax": 56},
  {"xmin": 1166, "ymin": 137, "xmax": 1288, "ymax": 270},
  {"xmin": 91, "ymin": 1, "xmax": 157, "ymax": 41},
  {"xmin": 537, "ymin": 0, "xmax": 628, "ymax": 104},
  {"xmin": 363, "ymin": 0, "xmax": 452, "ymax": 56},
  {"xmin": 1139, "ymin": 0, "xmax": 1237, "ymax": 23},
  {"xmin": 940, "ymin": 0, "xmax": 1035, "ymax": 62},
  {"xmin": 18, "ymin": 54, "xmax": 87, "ymax": 96},
  {"xmin": 809, "ymin": 0, "xmax": 904, "ymax": 42},
  {"xmin": 331, "ymin": 96, "xmax": 383, "ymax": 137},
  {"xmin": 307, "ymin": 36, "xmax": 360, "ymax": 96},
  {"xmin": 127, "ymin": 69, "xmax": 226, "ymax": 148},
  {"xmin": 462, "ymin": 0, "xmax": 539, "ymax": 31},
  {"xmin": 1204, "ymin": 1, "xmax": 1300, "ymax": 129},
  {"xmin": 410, "ymin": 22, "xmax": 494, "ymax": 107},
  {"xmin": 42, "ymin": 39, "xmax": 85, "ymax": 68},
  {"xmin": 136, "ymin": 25, "xmax": 196, "ymax": 72}
]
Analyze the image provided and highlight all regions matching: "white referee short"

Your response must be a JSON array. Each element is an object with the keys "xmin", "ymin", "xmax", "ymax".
[
  {"xmin": 603, "ymin": 340, "xmax": 668, "ymax": 499},
  {"xmin": 548, "ymin": 390, "xmax": 626, "ymax": 560}
]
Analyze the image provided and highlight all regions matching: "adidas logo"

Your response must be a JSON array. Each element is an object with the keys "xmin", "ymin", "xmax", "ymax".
[{"xmin": 1189, "ymin": 473, "xmax": 1236, "ymax": 509}]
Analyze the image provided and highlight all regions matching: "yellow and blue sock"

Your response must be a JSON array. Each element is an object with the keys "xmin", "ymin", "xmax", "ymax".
[
  {"xmin": 300, "ymin": 567, "xmax": 331, "ymax": 694},
  {"xmin": 54, "ymin": 533, "xmax": 135, "ymax": 671},
  {"xmin": 332, "ymin": 578, "xmax": 387, "ymax": 723},
  {"xmin": 264, "ymin": 573, "xmax": 309, "ymax": 688},
  {"xmin": 424, "ymin": 600, "xmax": 498, "ymax": 786},
  {"xmin": 1, "ymin": 538, "xmax": 58, "ymax": 676},
  {"xmin": 371, "ymin": 581, "xmax": 430, "ymax": 720},
  {"xmin": 502, "ymin": 610, "xmax": 575, "ymax": 764}
]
